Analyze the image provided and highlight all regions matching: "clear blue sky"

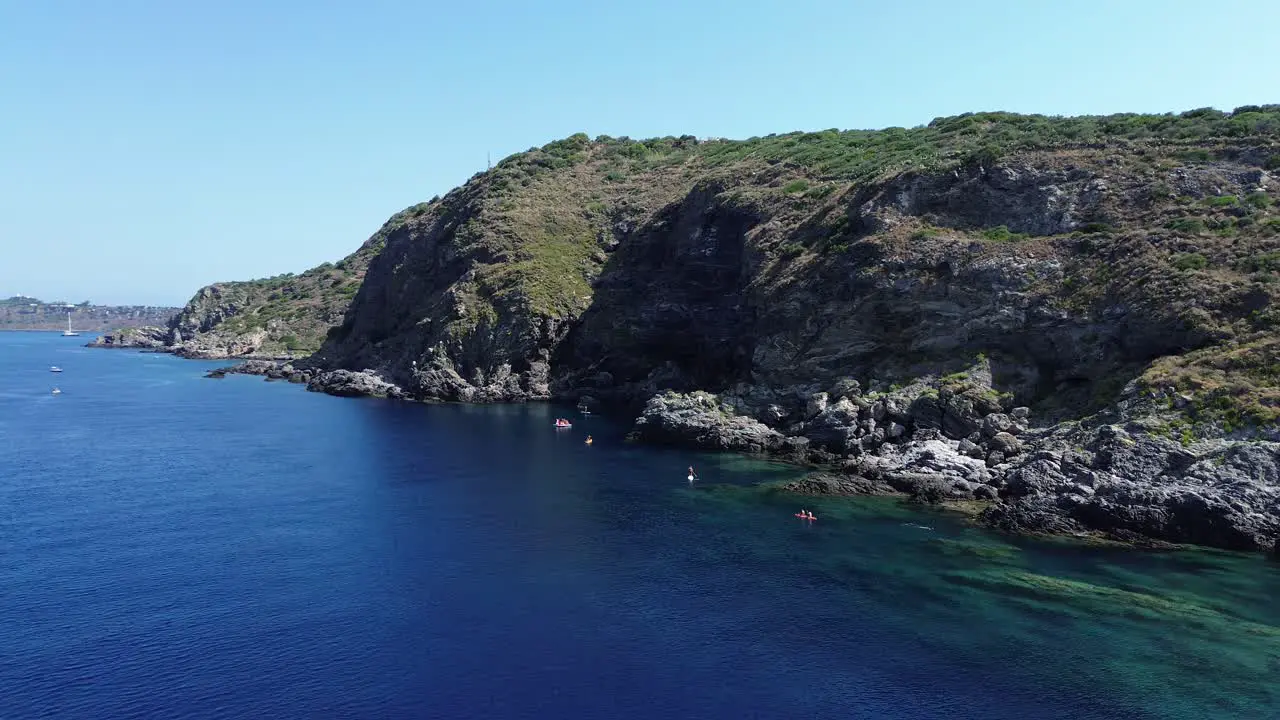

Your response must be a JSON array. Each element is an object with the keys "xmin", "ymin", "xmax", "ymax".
[{"xmin": 2, "ymin": 0, "xmax": 1277, "ymax": 306}]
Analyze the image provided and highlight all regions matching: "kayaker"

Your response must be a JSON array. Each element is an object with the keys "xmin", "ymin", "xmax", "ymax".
[{"xmin": 585, "ymin": 435, "xmax": 593, "ymax": 445}]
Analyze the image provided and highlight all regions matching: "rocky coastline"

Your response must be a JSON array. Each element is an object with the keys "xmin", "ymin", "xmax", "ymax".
[
  {"xmin": 204, "ymin": 357, "xmax": 1280, "ymax": 555},
  {"xmin": 84, "ymin": 111, "xmax": 1280, "ymax": 555},
  {"xmin": 86, "ymin": 327, "xmax": 302, "ymax": 361}
]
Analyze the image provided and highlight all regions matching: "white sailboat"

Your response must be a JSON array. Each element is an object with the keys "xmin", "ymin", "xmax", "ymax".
[{"xmin": 61, "ymin": 311, "xmax": 79, "ymax": 337}]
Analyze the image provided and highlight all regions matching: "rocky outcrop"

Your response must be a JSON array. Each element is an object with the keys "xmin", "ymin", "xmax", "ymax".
[
  {"xmin": 633, "ymin": 383, "xmax": 1280, "ymax": 551},
  {"xmin": 85, "ymin": 326, "xmax": 171, "ymax": 349},
  {"xmin": 206, "ymin": 359, "xmax": 403, "ymax": 399},
  {"xmin": 982, "ymin": 424, "xmax": 1280, "ymax": 551},
  {"xmin": 629, "ymin": 391, "xmax": 793, "ymax": 454},
  {"xmin": 87, "ymin": 226, "xmax": 386, "ymax": 360},
  {"xmin": 208, "ymin": 359, "xmax": 309, "ymax": 381},
  {"xmin": 306, "ymin": 369, "xmax": 404, "ymax": 399}
]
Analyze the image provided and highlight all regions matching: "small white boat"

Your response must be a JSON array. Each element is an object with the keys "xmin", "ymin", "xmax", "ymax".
[
  {"xmin": 50, "ymin": 366, "xmax": 63, "ymax": 373},
  {"xmin": 61, "ymin": 311, "xmax": 79, "ymax": 337},
  {"xmin": 51, "ymin": 388, "xmax": 62, "ymax": 395}
]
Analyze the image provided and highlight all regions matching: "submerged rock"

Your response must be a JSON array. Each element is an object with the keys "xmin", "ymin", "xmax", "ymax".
[{"xmin": 774, "ymin": 472, "xmax": 896, "ymax": 496}]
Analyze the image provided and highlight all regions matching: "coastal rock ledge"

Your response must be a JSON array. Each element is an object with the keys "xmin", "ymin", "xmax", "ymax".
[
  {"xmin": 629, "ymin": 390, "xmax": 1280, "ymax": 553},
  {"xmin": 85, "ymin": 326, "xmax": 171, "ymax": 350},
  {"xmin": 207, "ymin": 360, "xmax": 404, "ymax": 399}
]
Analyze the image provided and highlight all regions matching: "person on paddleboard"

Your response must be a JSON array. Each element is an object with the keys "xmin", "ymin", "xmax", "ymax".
[{"xmin": 688, "ymin": 466, "xmax": 697, "ymax": 481}]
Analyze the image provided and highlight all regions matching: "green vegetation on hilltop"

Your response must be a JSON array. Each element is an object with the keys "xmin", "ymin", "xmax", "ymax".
[
  {"xmin": 179, "ymin": 106, "xmax": 1280, "ymax": 437},
  {"xmin": 172, "ymin": 232, "xmax": 392, "ymax": 356},
  {"xmin": 210, "ymin": 261, "xmax": 363, "ymax": 354},
  {"xmin": 484, "ymin": 106, "xmax": 1280, "ymax": 192},
  {"xmin": 694, "ymin": 107, "xmax": 1280, "ymax": 180},
  {"xmin": 454, "ymin": 106, "xmax": 1280, "ymax": 324}
]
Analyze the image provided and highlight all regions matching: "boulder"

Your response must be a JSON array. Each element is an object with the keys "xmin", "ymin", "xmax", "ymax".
[
  {"xmin": 940, "ymin": 393, "xmax": 982, "ymax": 439},
  {"xmin": 989, "ymin": 431, "xmax": 1023, "ymax": 455},
  {"xmin": 973, "ymin": 484, "xmax": 999, "ymax": 500},
  {"xmin": 958, "ymin": 438, "xmax": 984, "ymax": 458},
  {"xmin": 909, "ymin": 395, "xmax": 943, "ymax": 431},
  {"xmin": 981, "ymin": 413, "xmax": 1016, "ymax": 438}
]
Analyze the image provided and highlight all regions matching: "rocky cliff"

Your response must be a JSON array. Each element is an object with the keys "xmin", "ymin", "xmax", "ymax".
[
  {"xmin": 151, "ymin": 108, "xmax": 1280, "ymax": 551},
  {"xmin": 87, "ymin": 226, "xmax": 388, "ymax": 358}
]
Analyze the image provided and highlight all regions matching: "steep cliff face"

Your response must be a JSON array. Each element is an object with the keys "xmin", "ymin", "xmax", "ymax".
[
  {"xmin": 188, "ymin": 108, "xmax": 1280, "ymax": 550},
  {"xmin": 316, "ymin": 131, "xmax": 1278, "ymax": 422},
  {"xmin": 309, "ymin": 134, "xmax": 703, "ymax": 399}
]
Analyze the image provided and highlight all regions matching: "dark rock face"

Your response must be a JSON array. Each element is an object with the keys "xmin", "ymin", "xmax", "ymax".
[
  {"xmin": 305, "ymin": 178, "xmax": 581, "ymax": 404},
  {"xmin": 308, "ymin": 155, "xmax": 1244, "ymax": 411},
  {"xmin": 559, "ymin": 184, "xmax": 758, "ymax": 396}
]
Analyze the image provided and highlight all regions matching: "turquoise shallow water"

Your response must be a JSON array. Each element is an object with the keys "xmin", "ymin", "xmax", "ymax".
[{"xmin": 2, "ymin": 332, "xmax": 1278, "ymax": 718}]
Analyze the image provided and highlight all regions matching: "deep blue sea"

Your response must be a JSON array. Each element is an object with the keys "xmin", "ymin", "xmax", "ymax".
[{"xmin": 2, "ymin": 332, "xmax": 1279, "ymax": 719}]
